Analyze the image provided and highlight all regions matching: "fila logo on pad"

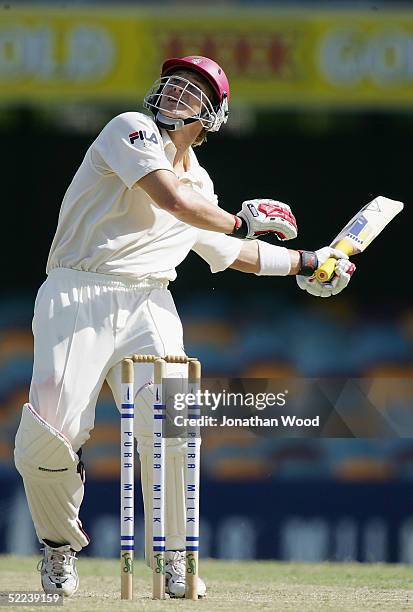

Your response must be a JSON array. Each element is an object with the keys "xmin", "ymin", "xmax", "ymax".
[{"xmin": 129, "ymin": 130, "xmax": 158, "ymax": 145}]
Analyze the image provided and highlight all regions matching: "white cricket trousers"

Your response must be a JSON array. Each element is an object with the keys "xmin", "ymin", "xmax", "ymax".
[
  {"xmin": 30, "ymin": 267, "xmax": 185, "ymax": 451},
  {"xmin": 26, "ymin": 267, "xmax": 189, "ymax": 553}
]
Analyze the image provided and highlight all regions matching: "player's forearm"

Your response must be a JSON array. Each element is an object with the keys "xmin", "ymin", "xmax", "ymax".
[
  {"xmin": 230, "ymin": 241, "xmax": 260, "ymax": 273},
  {"xmin": 288, "ymin": 250, "xmax": 300, "ymax": 275},
  {"xmin": 230, "ymin": 241, "xmax": 301, "ymax": 275},
  {"xmin": 171, "ymin": 184, "xmax": 235, "ymax": 232},
  {"xmin": 138, "ymin": 169, "xmax": 236, "ymax": 233}
]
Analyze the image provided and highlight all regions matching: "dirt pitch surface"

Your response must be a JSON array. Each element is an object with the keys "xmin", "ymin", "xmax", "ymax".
[{"xmin": 0, "ymin": 556, "xmax": 412, "ymax": 611}]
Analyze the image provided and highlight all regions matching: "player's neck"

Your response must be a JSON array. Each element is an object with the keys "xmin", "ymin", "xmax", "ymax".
[{"xmin": 167, "ymin": 123, "xmax": 202, "ymax": 170}]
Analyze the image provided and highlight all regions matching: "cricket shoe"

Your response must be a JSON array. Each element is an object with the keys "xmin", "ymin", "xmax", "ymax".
[
  {"xmin": 37, "ymin": 544, "xmax": 79, "ymax": 597},
  {"xmin": 164, "ymin": 550, "xmax": 206, "ymax": 599}
]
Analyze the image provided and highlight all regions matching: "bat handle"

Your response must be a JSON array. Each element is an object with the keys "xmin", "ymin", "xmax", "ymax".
[{"xmin": 315, "ymin": 240, "xmax": 353, "ymax": 283}]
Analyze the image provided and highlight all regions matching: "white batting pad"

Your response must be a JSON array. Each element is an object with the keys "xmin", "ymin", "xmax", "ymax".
[{"xmin": 14, "ymin": 404, "xmax": 89, "ymax": 551}]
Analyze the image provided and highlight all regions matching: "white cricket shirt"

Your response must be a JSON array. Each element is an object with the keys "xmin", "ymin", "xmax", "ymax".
[{"xmin": 47, "ymin": 112, "xmax": 242, "ymax": 281}]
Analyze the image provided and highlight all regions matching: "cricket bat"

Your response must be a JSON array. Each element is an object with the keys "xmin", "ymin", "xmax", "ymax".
[{"xmin": 316, "ymin": 196, "xmax": 404, "ymax": 283}]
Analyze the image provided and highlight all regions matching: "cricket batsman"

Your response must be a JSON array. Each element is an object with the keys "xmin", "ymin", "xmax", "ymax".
[{"xmin": 14, "ymin": 56, "xmax": 355, "ymax": 598}]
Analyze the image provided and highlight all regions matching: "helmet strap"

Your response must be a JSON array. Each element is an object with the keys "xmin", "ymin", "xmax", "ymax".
[{"xmin": 155, "ymin": 112, "xmax": 199, "ymax": 131}]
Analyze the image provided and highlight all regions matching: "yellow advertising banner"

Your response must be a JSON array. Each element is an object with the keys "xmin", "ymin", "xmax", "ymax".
[{"xmin": 2, "ymin": 7, "xmax": 413, "ymax": 107}]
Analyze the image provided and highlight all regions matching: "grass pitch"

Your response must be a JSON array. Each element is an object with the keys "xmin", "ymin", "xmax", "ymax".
[{"xmin": 0, "ymin": 556, "xmax": 412, "ymax": 611}]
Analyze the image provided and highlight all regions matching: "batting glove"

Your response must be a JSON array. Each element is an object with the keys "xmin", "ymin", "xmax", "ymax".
[
  {"xmin": 230, "ymin": 199, "xmax": 298, "ymax": 240},
  {"xmin": 296, "ymin": 247, "xmax": 356, "ymax": 298}
]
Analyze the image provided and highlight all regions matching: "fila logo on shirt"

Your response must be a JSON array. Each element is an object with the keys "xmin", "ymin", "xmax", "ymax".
[{"xmin": 129, "ymin": 130, "xmax": 158, "ymax": 145}]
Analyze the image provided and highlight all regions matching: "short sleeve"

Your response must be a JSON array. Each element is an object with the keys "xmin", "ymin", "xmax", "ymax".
[
  {"xmin": 92, "ymin": 112, "xmax": 174, "ymax": 189},
  {"xmin": 192, "ymin": 230, "xmax": 243, "ymax": 273}
]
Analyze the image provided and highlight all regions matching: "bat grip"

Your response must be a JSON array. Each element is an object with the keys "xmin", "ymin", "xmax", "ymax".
[{"xmin": 315, "ymin": 240, "xmax": 353, "ymax": 283}]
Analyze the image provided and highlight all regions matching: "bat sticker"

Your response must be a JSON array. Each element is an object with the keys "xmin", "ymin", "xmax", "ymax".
[{"xmin": 348, "ymin": 215, "xmax": 368, "ymax": 237}]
